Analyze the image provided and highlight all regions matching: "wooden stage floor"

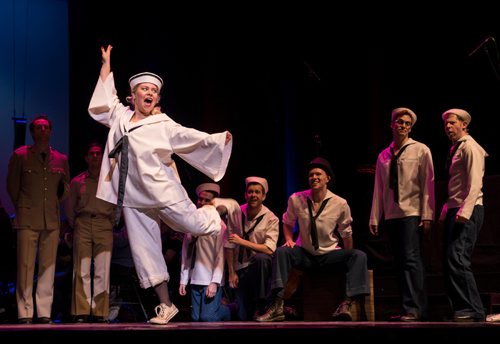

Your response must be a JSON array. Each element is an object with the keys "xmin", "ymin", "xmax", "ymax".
[{"xmin": 1, "ymin": 321, "xmax": 499, "ymax": 342}]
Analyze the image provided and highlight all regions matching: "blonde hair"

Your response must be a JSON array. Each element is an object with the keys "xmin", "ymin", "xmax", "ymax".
[{"xmin": 126, "ymin": 85, "xmax": 162, "ymax": 115}]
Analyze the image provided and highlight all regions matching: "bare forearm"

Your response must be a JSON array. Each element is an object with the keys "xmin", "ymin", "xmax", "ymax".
[{"xmin": 100, "ymin": 45, "xmax": 112, "ymax": 81}]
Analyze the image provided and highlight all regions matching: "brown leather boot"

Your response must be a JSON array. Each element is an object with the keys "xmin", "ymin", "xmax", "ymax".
[{"xmin": 255, "ymin": 299, "xmax": 285, "ymax": 322}]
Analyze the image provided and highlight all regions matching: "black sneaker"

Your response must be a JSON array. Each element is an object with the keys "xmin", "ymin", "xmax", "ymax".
[
  {"xmin": 284, "ymin": 306, "xmax": 300, "ymax": 320},
  {"xmin": 74, "ymin": 315, "xmax": 89, "ymax": 323},
  {"xmin": 93, "ymin": 316, "xmax": 108, "ymax": 323}
]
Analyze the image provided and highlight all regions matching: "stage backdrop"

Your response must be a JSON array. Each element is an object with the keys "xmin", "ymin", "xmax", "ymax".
[{"xmin": 0, "ymin": 0, "xmax": 69, "ymax": 215}]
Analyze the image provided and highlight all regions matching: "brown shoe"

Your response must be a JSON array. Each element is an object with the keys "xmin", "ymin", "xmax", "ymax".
[
  {"xmin": 38, "ymin": 317, "xmax": 52, "ymax": 324},
  {"xmin": 18, "ymin": 318, "xmax": 32, "ymax": 324},
  {"xmin": 255, "ymin": 299, "xmax": 285, "ymax": 322},
  {"xmin": 453, "ymin": 314, "xmax": 485, "ymax": 322},
  {"xmin": 400, "ymin": 314, "xmax": 420, "ymax": 322},
  {"xmin": 389, "ymin": 313, "xmax": 420, "ymax": 322},
  {"xmin": 332, "ymin": 300, "xmax": 352, "ymax": 321}
]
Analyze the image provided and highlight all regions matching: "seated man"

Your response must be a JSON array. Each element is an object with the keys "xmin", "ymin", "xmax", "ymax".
[
  {"xmin": 224, "ymin": 177, "xmax": 280, "ymax": 320},
  {"xmin": 256, "ymin": 157, "xmax": 370, "ymax": 322}
]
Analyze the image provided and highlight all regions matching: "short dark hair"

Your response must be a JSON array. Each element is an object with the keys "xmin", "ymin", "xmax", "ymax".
[
  {"xmin": 87, "ymin": 142, "xmax": 104, "ymax": 153},
  {"xmin": 29, "ymin": 114, "xmax": 52, "ymax": 132}
]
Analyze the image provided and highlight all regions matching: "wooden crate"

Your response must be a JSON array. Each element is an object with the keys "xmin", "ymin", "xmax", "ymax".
[{"xmin": 290, "ymin": 268, "xmax": 374, "ymax": 321}]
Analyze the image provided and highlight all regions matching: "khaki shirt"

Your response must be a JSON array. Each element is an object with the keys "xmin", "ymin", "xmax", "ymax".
[
  {"xmin": 65, "ymin": 170, "xmax": 115, "ymax": 228},
  {"xmin": 7, "ymin": 145, "xmax": 70, "ymax": 230}
]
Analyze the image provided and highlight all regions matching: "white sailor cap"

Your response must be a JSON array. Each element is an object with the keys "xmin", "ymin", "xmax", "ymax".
[
  {"xmin": 245, "ymin": 176, "xmax": 269, "ymax": 194},
  {"xmin": 129, "ymin": 72, "xmax": 163, "ymax": 91},
  {"xmin": 391, "ymin": 107, "xmax": 417, "ymax": 126},
  {"xmin": 442, "ymin": 108, "xmax": 471, "ymax": 124},
  {"xmin": 196, "ymin": 183, "xmax": 220, "ymax": 197}
]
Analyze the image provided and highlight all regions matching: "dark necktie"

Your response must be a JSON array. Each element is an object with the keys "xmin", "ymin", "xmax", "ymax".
[
  {"xmin": 306, "ymin": 198, "xmax": 330, "ymax": 250},
  {"xmin": 445, "ymin": 141, "xmax": 463, "ymax": 198},
  {"xmin": 108, "ymin": 135, "xmax": 129, "ymax": 228},
  {"xmin": 41, "ymin": 152, "xmax": 47, "ymax": 161},
  {"xmin": 389, "ymin": 144, "xmax": 410, "ymax": 203},
  {"xmin": 108, "ymin": 125, "xmax": 144, "ymax": 228},
  {"xmin": 238, "ymin": 213, "xmax": 265, "ymax": 264},
  {"xmin": 186, "ymin": 236, "xmax": 198, "ymax": 269}
]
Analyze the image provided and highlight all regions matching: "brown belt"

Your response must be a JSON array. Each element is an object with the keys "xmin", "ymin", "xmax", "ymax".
[{"xmin": 78, "ymin": 213, "xmax": 109, "ymax": 219}]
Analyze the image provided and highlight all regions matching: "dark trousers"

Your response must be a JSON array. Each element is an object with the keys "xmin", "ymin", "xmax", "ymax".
[
  {"xmin": 270, "ymin": 245, "xmax": 369, "ymax": 300},
  {"xmin": 235, "ymin": 253, "xmax": 272, "ymax": 320},
  {"xmin": 386, "ymin": 216, "xmax": 428, "ymax": 318},
  {"xmin": 443, "ymin": 205, "xmax": 485, "ymax": 319}
]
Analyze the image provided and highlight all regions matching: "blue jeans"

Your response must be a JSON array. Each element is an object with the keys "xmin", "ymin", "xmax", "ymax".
[
  {"xmin": 386, "ymin": 216, "xmax": 427, "ymax": 319},
  {"xmin": 443, "ymin": 205, "xmax": 485, "ymax": 319},
  {"xmin": 190, "ymin": 285, "xmax": 230, "ymax": 322}
]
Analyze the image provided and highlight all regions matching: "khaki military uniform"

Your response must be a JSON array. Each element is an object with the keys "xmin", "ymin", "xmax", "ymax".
[
  {"xmin": 7, "ymin": 145, "xmax": 70, "ymax": 320},
  {"xmin": 65, "ymin": 171, "xmax": 115, "ymax": 318}
]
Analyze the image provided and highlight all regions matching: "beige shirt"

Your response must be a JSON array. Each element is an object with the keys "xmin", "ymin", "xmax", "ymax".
[
  {"xmin": 234, "ymin": 204, "xmax": 279, "ymax": 271},
  {"xmin": 370, "ymin": 138, "xmax": 435, "ymax": 226},
  {"xmin": 440, "ymin": 134, "xmax": 488, "ymax": 221},
  {"xmin": 65, "ymin": 170, "xmax": 115, "ymax": 228},
  {"xmin": 283, "ymin": 189, "xmax": 353, "ymax": 255}
]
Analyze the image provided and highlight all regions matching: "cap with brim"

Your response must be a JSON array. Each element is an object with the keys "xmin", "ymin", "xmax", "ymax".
[
  {"xmin": 391, "ymin": 107, "xmax": 417, "ymax": 126},
  {"xmin": 245, "ymin": 176, "xmax": 269, "ymax": 194},
  {"xmin": 196, "ymin": 183, "xmax": 220, "ymax": 197},
  {"xmin": 442, "ymin": 108, "xmax": 471, "ymax": 124},
  {"xmin": 129, "ymin": 72, "xmax": 163, "ymax": 91},
  {"xmin": 308, "ymin": 157, "xmax": 334, "ymax": 178}
]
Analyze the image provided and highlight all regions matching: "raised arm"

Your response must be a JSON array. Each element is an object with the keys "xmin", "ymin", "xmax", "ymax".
[{"xmin": 100, "ymin": 45, "xmax": 112, "ymax": 82}]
